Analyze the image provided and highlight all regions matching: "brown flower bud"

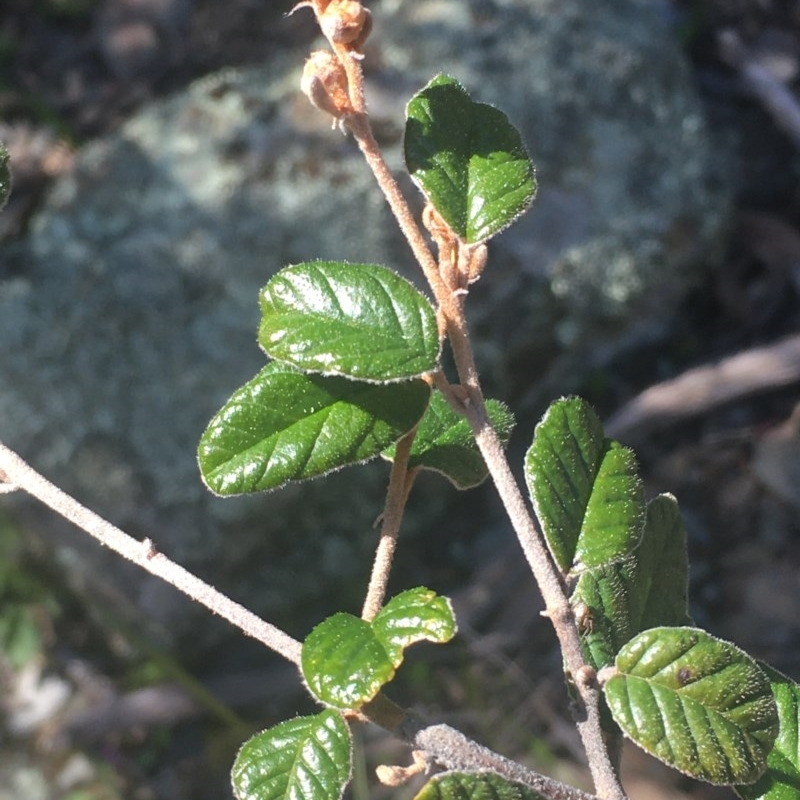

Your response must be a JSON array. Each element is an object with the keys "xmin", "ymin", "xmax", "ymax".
[
  {"xmin": 300, "ymin": 50, "xmax": 353, "ymax": 121},
  {"xmin": 319, "ymin": 0, "xmax": 370, "ymax": 46}
]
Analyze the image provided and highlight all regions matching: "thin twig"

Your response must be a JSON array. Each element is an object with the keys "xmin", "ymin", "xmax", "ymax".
[
  {"xmin": 0, "ymin": 442, "xmax": 303, "ymax": 666},
  {"xmin": 326, "ymin": 24, "xmax": 626, "ymax": 800},
  {"xmin": 361, "ymin": 427, "xmax": 418, "ymax": 621},
  {"xmin": 0, "ymin": 443, "xmax": 599, "ymax": 800},
  {"xmin": 718, "ymin": 29, "xmax": 800, "ymax": 151}
]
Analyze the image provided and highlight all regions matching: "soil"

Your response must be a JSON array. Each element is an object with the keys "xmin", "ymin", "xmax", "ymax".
[{"xmin": 1, "ymin": 1, "xmax": 800, "ymax": 799}]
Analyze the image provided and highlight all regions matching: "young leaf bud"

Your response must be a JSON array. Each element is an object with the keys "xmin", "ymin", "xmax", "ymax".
[{"xmin": 301, "ymin": 50, "xmax": 353, "ymax": 121}]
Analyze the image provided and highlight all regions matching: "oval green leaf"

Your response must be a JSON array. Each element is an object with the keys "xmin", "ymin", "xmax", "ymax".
[
  {"xmin": 302, "ymin": 588, "xmax": 455, "ymax": 710},
  {"xmin": 302, "ymin": 613, "xmax": 395, "ymax": 710},
  {"xmin": 604, "ymin": 627, "xmax": 779, "ymax": 785},
  {"xmin": 198, "ymin": 363, "xmax": 431, "ymax": 495},
  {"xmin": 414, "ymin": 772, "xmax": 548, "ymax": 800},
  {"xmin": 372, "ymin": 586, "xmax": 457, "ymax": 665},
  {"xmin": 405, "ymin": 74, "xmax": 536, "ymax": 243},
  {"xmin": 259, "ymin": 262, "xmax": 440, "ymax": 382},
  {"xmin": 382, "ymin": 392, "xmax": 514, "ymax": 489},
  {"xmin": 736, "ymin": 664, "xmax": 800, "ymax": 800},
  {"xmin": 525, "ymin": 397, "xmax": 644, "ymax": 573},
  {"xmin": 232, "ymin": 710, "xmax": 352, "ymax": 800}
]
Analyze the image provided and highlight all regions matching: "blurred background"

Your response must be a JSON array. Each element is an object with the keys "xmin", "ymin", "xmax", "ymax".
[{"xmin": 0, "ymin": 0, "xmax": 799, "ymax": 798}]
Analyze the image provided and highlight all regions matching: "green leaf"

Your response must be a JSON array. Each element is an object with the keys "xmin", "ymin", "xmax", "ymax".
[
  {"xmin": 572, "ymin": 493, "xmax": 691, "ymax": 670},
  {"xmin": 258, "ymin": 262, "xmax": 440, "ymax": 382},
  {"xmin": 736, "ymin": 664, "xmax": 800, "ymax": 800},
  {"xmin": 0, "ymin": 141, "xmax": 10, "ymax": 212},
  {"xmin": 632, "ymin": 494, "xmax": 691, "ymax": 632},
  {"xmin": 301, "ymin": 588, "xmax": 456, "ymax": 710},
  {"xmin": 413, "ymin": 771, "xmax": 548, "ymax": 800},
  {"xmin": 604, "ymin": 627, "xmax": 779, "ymax": 785},
  {"xmin": 302, "ymin": 613, "xmax": 396, "ymax": 710},
  {"xmin": 232, "ymin": 710, "xmax": 352, "ymax": 800},
  {"xmin": 525, "ymin": 397, "xmax": 644, "ymax": 573},
  {"xmin": 371, "ymin": 587, "xmax": 457, "ymax": 665},
  {"xmin": 404, "ymin": 74, "xmax": 536, "ymax": 243},
  {"xmin": 382, "ymin": 392, "xmax": 514, "ymax": 489},
  {"xmin": 198, "ymin": 363, "xmax": 430, "ymax": 495}
]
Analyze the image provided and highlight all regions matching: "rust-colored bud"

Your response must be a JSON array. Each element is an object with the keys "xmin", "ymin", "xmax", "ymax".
[
  {"xmin": 300, "ymin": 50, "xmax": 353, "ymax": 121},
  {"xmin": 319, "ymin": 0, "xmax": 371, "ymax": 46}
]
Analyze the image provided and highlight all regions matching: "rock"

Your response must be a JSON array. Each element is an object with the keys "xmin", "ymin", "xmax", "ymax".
[{"xmin": 0, "ymin": 0, "xmax": 729, "ymax": 656}]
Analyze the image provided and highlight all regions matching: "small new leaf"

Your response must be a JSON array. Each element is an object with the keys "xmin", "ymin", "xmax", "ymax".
[
  {"xmin": 604, "ymin": 627, "xmax": 779, "ymax": 786},
  {"xmin": 302, "ymin": 588, "xmax": 456, "ymax": 710},
  {"xmin": 382, "ymin": 392, "xmax": 514, "ymax": 489},
  {"xmin": 414, "ymin": 772, "xmax": 548, "ymax": 800},
  {"xmin": 405, "ymin": 74, "xmax": 536, "ymax": 243},
  {"xmin": 372, "ymin": 587, "xmax": 457, "ymax": 665},
  {"xmin": 259, "ymin": 262, "xmax": 440, "ymax": 382},
  {"xmin": 525, "ymin": 397, "xmax": 644, "ymax": 573},
  {"xmin": 232, "ymin": 710, "xmax": 352, "ymax": 800},
  {"xmin": 198, "ymin": 362, "xmax": 430, "ymax": 495}
]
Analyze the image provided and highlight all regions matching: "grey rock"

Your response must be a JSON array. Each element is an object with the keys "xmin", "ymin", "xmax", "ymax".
[{"xmin": 0, "ymin": 0, "xmax": 729, "ymax": 654}]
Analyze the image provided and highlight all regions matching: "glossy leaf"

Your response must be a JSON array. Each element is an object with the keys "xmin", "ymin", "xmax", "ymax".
[
  {"xmin": 232, "ymin": 710, "xmax": 352, "ymax": 800},
  {"xmin": 302, "ymin": 588, "xmax": 455, "ymax": 710},
  {"xmin": 258, "ymin": 262, "xmax": 440, "ymax": 382},
  {"xmin": 0, "ymin": 141, "xmax": 10, "ymax": 212},
  {"xmin": 405, "ymin": 74, "xmax": 536, "ymax": 243},
  {"xmin": 572, "ymin": 493, "xmax": 691, "ymax": 670},
  {"xmin": 372, "ymin": 587, "xmax": 457, "ymax": 664},
  {"xmin": 414, "ymin": 772, "xmax": 548, "ymax": 800},
  {"xmin": 198, "ymin": 363, "xmax": 430, "ymax": 495},
  {"xmin": 736, "ymin": 664, "xmax": 800, "ymax": 800},
  {"xmin": 302, "ymin": 613, "xmax": 395, "ymax": 710},
  {"xmin": 525, "ymin": 397, "xmax": 644, "ymax": 573},
  {"xmin": 382, "ymin": 392, "xmax": 514, "ymax": 489},
  {"xmin": 604, "ymin": 627, "xmax": 779, "ymax": 785}
]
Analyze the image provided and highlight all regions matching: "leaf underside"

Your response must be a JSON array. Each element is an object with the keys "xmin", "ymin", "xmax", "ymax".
[{"xmin": 383, "ymin": 392, "xmax": 514, "ymax": 489}]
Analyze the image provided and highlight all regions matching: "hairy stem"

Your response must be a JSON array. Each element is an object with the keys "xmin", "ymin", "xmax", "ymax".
[
  {"xmin": 443, "ymin": 327, "xmax": 626, "ymax": 800},
  {"xmin": 0, "ymin": 442, "xmax": 303, "ymax": 666},
  {"xmin": 361, "ymin": 428, "xmax": 417, "ymax": 621}
]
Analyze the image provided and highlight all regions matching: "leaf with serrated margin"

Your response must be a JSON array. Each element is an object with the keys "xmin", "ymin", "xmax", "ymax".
[
  {"xmin": 258, "ymin": 262, "xmax": 440, "ymax": 382},
  {"xmin": 382, "ymin": 392, "xmax": 514, "ymax": 489},
  {"xmin": 525, "ymin": 397, "xmax": 644, "ymax": 573},
  {"xmin": 633, "ymin": 494, "xmax": 691, "ymax": 632},
  {"xmin": 302, "ymin": 613, "xmax": 395, "ymax": 710},
  {"xmin": 372, "ymin": 587, "xmax": 457, "ymax": 665},
  {"xmin": 232, "ymin": 710, "xmax": 352, "ymax": 800},
  {"xmin": 736, "ymin": 664, "xmax": 800, "ymax": 800},
  {"xmin": 413, "ymin": 771, "xmax": 548, "ymax": 800},
  {"xmin": 198, "ymin": 363, "xmax": 430, "ymax": 495},
  {"xmin": 604, "ymin": 627, "xmax": 779, "ymax": 785},
  {"xmin": 405, "ymin": 74, "xmax": 536, "ymax": 243},
  {"xmin": 572, "ymin": 493, "xmax": 691, "ymax": 670}
]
